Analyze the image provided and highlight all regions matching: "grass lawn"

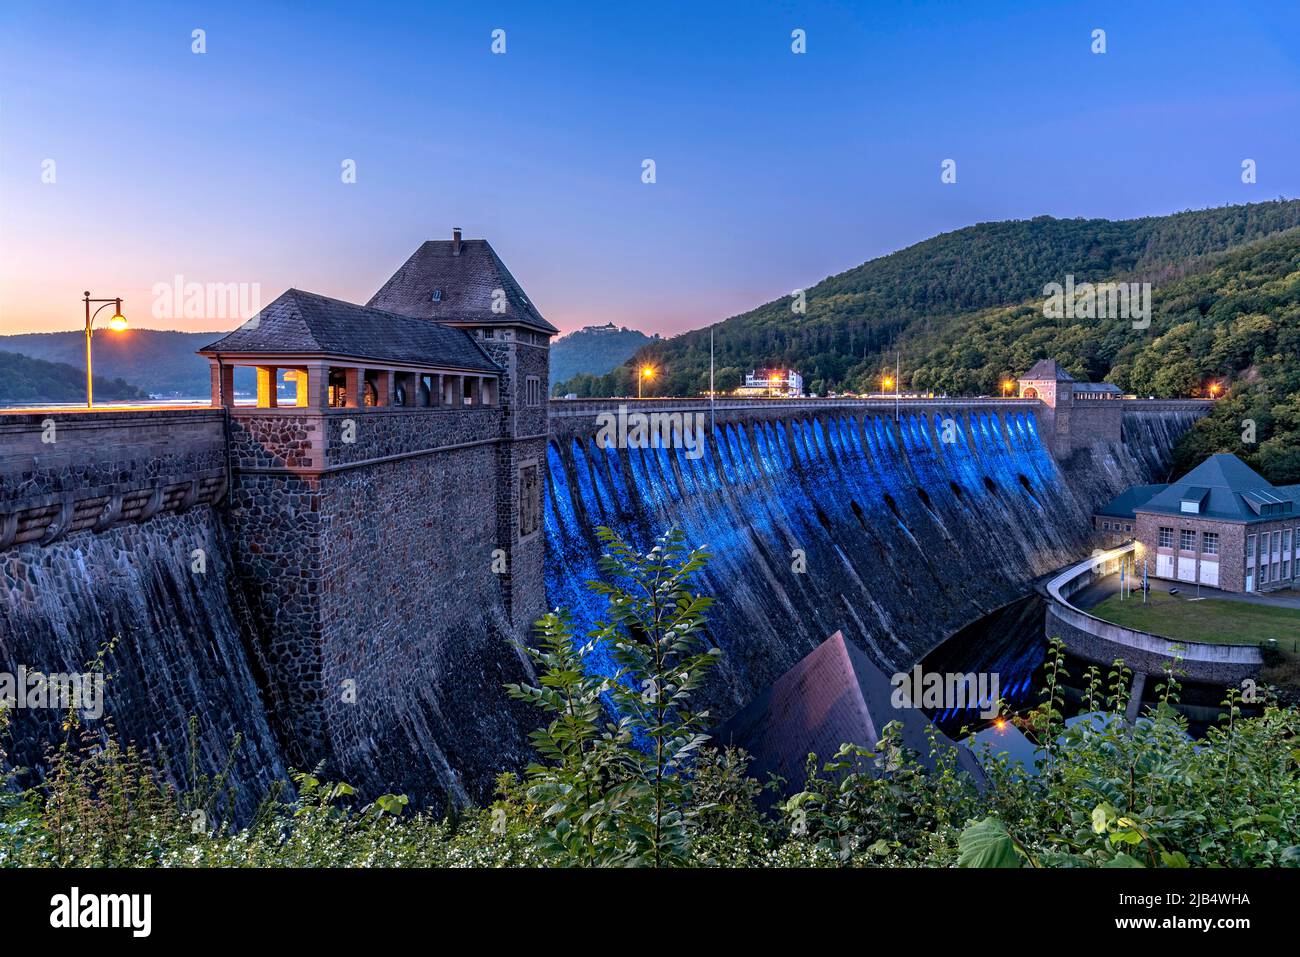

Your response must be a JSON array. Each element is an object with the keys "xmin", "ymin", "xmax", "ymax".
[{"xmin": 1087, "ymin": 591, "xmax": 1300, "ymax": 648}]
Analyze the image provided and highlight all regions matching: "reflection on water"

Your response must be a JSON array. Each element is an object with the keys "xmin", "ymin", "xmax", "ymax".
[
  {"xmin": 920, "ymin": 596, "xmax": 1047, "ymax": 736},
  {"xmin": 921, "ymin": 593, "xmax": 1247, "ymax": 739}
]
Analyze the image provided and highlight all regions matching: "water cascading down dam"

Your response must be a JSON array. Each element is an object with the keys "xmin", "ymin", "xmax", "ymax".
[
  {"xmin": 0, "ymin": 391, "xmax": 1205, "ymax": 817},
  {"xmin": 545, "ymin": 398, "xmax": 1207, "ymax": 719}
]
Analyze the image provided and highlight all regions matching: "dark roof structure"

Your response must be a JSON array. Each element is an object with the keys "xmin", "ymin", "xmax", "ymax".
[
  {"xmin": 1073, "ymin": 382, "xmax": 1124, "ymax": 394},
  {"xmin": 368, "ymin": 235, "xmax": 558, "ymax": 334},
  {"xmin": 1020, "ymin": 358, "xmax": 1076, "ymax": 381},
  {"xmin": 198, "ymin": 289, "xmax": 501, "ymax": 373},
  {"xmin": 711, "ymin": 631, "xmax": 987, "ymax": 799},
  {"xmin": 1135, "ymin": 453, "xmax": 1297, "ymax": 523},
  {"xmin": 1096, "ymin": 483, "xmax": 1168, "ymax": 520}
]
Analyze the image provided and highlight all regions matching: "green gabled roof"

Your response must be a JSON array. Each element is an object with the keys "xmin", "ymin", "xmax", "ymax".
[
  {"xmin": 1135, "ymin": 453, "xmax": 1297, "ymax": 522},
  {"xmin": 1096, "ymin": 484, "xmax": 1167, "ymax": 520}
]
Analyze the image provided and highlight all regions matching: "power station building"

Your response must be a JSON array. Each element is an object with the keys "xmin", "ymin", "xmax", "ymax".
[{"xmin": 1100, "ymin": 453, "xmax": 1300, "ymax": 594}]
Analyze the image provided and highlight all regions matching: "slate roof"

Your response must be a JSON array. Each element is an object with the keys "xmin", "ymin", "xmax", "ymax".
[
  {"xmin": 1021, "ymin": 358, "xmax": 1076, "ymax": 381},
  {"xmin": 1096, "ymin": 484, "xmax": 1168, "ymax": 520},
  {"xmin": 711, "ymin": 631, "xmax": 987, "ymax": 801},
  {"xmin": 1135, "ymin": 453, "xmax": 1298, "ymax": 523},
  {"xmin": 368, "ymin": 238, "xmax": 558, "ymax": 334},
  {"xmin": 198, "ymin": 289, "xmax": 501, "ymax": 373},
  {"xmin": 1073, "ymin": 382, "xmax": 1123, "ymax": 394}
]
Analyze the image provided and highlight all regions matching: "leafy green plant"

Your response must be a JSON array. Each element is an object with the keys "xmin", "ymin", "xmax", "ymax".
[{"xmin": 507, "ymin": 525, "xmax": 720, "ymax": 866}]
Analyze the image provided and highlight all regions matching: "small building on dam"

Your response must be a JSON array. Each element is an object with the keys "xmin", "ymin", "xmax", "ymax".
[{"xmin": 0, "ymin": 237, "xmax": 1219, "ymax": 816}]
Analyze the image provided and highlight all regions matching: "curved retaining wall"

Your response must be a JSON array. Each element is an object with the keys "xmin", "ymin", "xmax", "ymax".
[{"xmin": 1041, "ymin": 544, "xmax": 1261, "ymax": 686}]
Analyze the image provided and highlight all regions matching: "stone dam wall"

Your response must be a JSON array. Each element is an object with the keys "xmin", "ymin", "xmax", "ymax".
[
  {"xmin": 0, "ymin": 411, "xmax": 285, "ymax": 822},
  {"xmin": 545, "ymin": 399, "xmax": 1208, "ymax": 722},
  {"xmin": 0, "ymin": 397, "xmax": 1207, "ymax": 815}
]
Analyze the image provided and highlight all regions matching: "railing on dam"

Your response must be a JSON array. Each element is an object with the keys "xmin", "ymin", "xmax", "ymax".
[
  {"xmin": 1041, "ymin": 543, "xmax": 1261, "ymax": 681},
  {"xmin": 548, "ymin": 396, "xmax": 1042, "ymax": 418}
]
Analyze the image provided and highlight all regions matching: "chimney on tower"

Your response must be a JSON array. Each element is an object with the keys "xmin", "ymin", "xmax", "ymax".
[{"xmin": 452, "ymin": 227, "xmax": 463, "ymax": 255}]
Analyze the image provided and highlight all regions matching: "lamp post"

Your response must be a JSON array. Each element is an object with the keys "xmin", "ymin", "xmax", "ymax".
[
  {"xmin": 639, "ymin": 364, "xmax": 654, "ymax": 399},
  {"xmin": 84, "ymin": 291, "xmax": 128, "ymax": 408}
]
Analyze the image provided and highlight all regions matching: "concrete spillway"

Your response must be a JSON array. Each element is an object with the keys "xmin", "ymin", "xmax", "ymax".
[{"xmin": 544, "ymin": 401, "xmax": 1203, "ymax": 720}]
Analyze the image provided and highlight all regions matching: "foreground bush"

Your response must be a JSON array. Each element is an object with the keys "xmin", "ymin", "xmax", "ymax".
[{"xmin": 3, "ymin": 529, "xmax": 1299, "ymax": 868}]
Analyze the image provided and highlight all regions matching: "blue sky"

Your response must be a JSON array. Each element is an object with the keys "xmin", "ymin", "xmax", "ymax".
[{"xmin": 1, "ymin": 0, "xmax": 1297, "ymax": 336}]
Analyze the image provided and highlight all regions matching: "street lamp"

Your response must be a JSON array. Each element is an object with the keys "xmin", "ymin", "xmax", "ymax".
[
  {"xmin": 639, "ymin": 364, "xmax": 655, "ymax": 399},
  {"xmin": 1208, "ymin": 382, "xmax": 1223, "ymax": 399},
  {"xmin": 84, "ymin": 291, "xmax": 127, "ymax": 408},
  {"xmin": 1002, "ymin": 379, "xmax": 1014, "ymax": 397}
]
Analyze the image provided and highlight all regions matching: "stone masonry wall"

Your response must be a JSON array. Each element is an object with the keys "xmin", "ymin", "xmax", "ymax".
[
  {"xmin": 0, "ymin": 410, "xmax": 285, "ymax": 823},
  {"xmin": 223, "ymin": 402, "xmax": 540, "ymax": 805},
  {"xmin": 483, "ymin": 338, "xmax": 550, "ymax": 634}
]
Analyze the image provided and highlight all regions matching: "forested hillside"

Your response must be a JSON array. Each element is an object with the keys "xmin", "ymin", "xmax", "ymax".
[
  {"xmin": 0, "ymin": 330, "xmax": 221, "ymax": 397},
  {"xmin": 549, "ymin": 325, "xmax": 656, "ymax": 393},
  {"xmin": 0, "ymin": 350, "xmax": 146, "ymax": 404},
  {"xmin": 562, "ymin": 200, "xmax": 1300, "ymax": 398}
]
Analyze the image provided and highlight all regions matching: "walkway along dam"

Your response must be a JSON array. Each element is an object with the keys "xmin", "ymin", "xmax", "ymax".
[{"xmin": 0, "ymin": 390, "xmax": 1209, "ymax": 817}]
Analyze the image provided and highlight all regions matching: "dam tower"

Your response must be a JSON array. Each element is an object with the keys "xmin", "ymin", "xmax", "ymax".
[{"xmin": 198, "ymin": 229, "xmax": 554, "ymax": 804}]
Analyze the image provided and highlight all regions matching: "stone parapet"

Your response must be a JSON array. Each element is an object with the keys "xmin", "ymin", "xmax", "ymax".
[{"xmin": 0, "ymin": 409, "xmax": 228, "ymax": 550}]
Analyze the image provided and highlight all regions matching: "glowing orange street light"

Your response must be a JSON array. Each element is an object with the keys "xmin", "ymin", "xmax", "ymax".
[
  {"xmin": 882, "ymin": 375, "xmax": 894, "ymax": 393},
  {"xmin": 1002, "ymin": 379, "xmax": 1015, "ymax": 397},
  {"xmin": 83, "ymin": 291, "xmax": 128, "ymax": 408},
  {"xmin": 1208, "ymin": 382, "xmax": 1223, "ymax": 398},
  {"xmin": 639, "ymin": 364, "xmax": 655, "ymax": 399}
]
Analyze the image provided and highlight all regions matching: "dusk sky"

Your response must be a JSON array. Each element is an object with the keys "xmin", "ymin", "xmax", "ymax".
[{"xmin": 1, "ymin": 0, "xmax": 1298, "ymax": 337}]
